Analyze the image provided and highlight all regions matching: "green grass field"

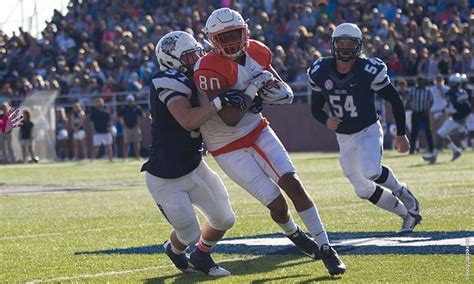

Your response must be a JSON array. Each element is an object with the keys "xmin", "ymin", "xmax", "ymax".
[{"xmin": 1, "ymin": 151, "xmax": 473, "ymax": 283}]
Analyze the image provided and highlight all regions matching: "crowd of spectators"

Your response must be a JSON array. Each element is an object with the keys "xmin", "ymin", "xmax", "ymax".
[
  {"xmin": 0, "ymin": 0, "xmax": 472, "ymax": 106},
  {"xmin": 0, "ymin": 0, "xmax": 473, "ymax": 162}
]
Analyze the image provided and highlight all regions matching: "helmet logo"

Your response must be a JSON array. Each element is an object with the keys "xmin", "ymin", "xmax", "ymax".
[{"xmin": 161, "ymin": 35, "xmax": 178, "ymax": 55}]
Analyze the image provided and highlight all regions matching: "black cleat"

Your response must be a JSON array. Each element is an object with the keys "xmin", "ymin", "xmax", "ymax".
[
  {"xmin": 287, "ymin": 227, "xmax": 322, "ymax": 260},
  {"xmin": 320, "ymin": 244, "xmax": 346, "ymax": 275},
  {"xmin": 189, "ymin": 248, "xmax": 231, "ymax": 276},
  {"xmin": 163, "ymin": 240, "xmax": 194, "ymax": 273}
]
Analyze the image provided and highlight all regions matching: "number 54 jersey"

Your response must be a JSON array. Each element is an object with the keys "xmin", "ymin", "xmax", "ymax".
[{"xmin": 308, "ymin": 57, "xmax": 391, "ymax": 134}]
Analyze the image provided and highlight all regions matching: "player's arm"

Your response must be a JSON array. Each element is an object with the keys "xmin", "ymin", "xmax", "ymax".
[
  {"xmin": 377, "ymin": 84, "xmax": 406, "ymax": 136},
  {"xmin": 167, "ymin": 90, "xmax": 247, "ymax": 131}
]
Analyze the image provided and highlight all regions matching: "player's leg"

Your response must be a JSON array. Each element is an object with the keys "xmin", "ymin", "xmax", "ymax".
[
  {"xmin": 422, "ymin": 113, "xmax": 434, "ymax": 153},
  {"xmin": 145, "ymin": 172, "xmax": 200, "ymax": 272},
  {"xmin": 122, "ymin": 129, "xmax": 129, "ymax": 160},
  {"xmin": 428, "ymin": 118, "xmax": 463, "ymax": 162},
  {"xmin": 214, "ymin": 149, "xmax": 318, "ymax": 257},
  {"xmin": 187, "ymin": 161, "xmax": 234, "ymax": 276},
  {"xmin": 251, "ymin": 127, "xmax": 345, "ymax": 274},
  {"xmin": 409, "ymin": 112, "xmax": 421, "ymax": 154},
  {"xmin": 357, "ymin": 122, "xmax": 420, "ymax": 216},
  {"xmin": 133, "ymin": 126, "xmax": 142, "ymax": 160}
]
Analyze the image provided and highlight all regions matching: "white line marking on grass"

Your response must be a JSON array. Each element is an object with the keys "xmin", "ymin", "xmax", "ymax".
[
  {"xmin": 0, "ymin": 223, "xmax": 158, "ymax": 241},
  {"xmin": 26, "ymin": 255, "xmax": 261, "ymax": 282}
]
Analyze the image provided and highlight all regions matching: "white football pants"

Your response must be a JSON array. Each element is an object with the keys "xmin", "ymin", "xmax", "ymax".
[
  {"xmin": 336, "ymin": 121, "xmax": 384, "ymax": 199},
  {"xmin": 145, "ymin": 160, "xmax": 235, "ymax": 246},
  {"xmin": 214, "ymin": 126, "xmax": 296, "ymax": 206}
]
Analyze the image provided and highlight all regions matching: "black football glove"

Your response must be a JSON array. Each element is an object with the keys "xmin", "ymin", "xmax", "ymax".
[
  {"xmin": 218, "ymin": 90, "xmax": 247, "ymax": 110},
  {"xmin": 248, "ymin": 96, "xmax": 263, "ymax": 114}
]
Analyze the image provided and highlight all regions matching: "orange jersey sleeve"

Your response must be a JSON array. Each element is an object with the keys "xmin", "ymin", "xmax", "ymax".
[
  {"xmin": 194, "ymin": 53, "xmax": 238, "ymax": 93},
  {"xmin": 247, "ymin": 39, "xmax": 273, "ymax": 70}
]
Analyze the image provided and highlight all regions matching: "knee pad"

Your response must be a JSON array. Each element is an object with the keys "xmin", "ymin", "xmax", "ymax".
[
  {"xmin": 176, "ymin": 229, "xmax": 201, "ymax": 247},
  {"xmin": 361, "ymin": 165, "xmax": 383, "ymax": 181},
  {"xmin": 209, "ymin": 211, "xmax": 236, "ymax": 231},
  {"xmin": 345, "ymin": 173, "xmax": 376, "ymax": 200}
]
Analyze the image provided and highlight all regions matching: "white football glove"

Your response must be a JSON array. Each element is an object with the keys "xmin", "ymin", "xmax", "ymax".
[
  {"xmin": 258, "ymin": 80, "xmax": 294, "ymax": 105},
  {"xmin": 244, "ymin": 70, "xmax": 274, "ymax": 100},
  {"xmin": 250, "ymin": 70, "xmax": 274, "ymax": 90}
]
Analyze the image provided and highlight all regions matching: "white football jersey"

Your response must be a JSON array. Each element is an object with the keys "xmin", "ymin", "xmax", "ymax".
[{"xmin": 194, "ymin": 40, "xmax": 273, "ymax": 150}]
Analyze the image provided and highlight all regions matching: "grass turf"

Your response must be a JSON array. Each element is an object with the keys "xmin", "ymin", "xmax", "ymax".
[{"xmin": 1, "ymin": 151, "xmax": 473, "ymax": 282}]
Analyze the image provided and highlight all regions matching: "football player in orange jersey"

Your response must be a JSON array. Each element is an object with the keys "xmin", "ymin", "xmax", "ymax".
[{"xmin": 193, "ymin": 8, "xmax": 345, "ymax": 275}]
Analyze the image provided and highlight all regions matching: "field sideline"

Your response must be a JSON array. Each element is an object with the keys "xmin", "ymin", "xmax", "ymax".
[{"xmin": 1, "ymin": 151, "xmax": 473, "ymax": 282}]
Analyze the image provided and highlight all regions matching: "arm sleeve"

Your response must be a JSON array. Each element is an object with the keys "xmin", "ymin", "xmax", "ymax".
[
  {"xmin": 377, "ymin": 83, "xmax": 407, "ymax": 135},
  {"xmin": 311, "ymin": 91, "xmax": 329, "ymax": 126}
]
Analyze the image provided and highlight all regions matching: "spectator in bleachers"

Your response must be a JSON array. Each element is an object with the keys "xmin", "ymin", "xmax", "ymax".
[
  {"xmin": 55, "ymin": 107, "xmax": 69, "ymax": 161},
  {"xmin": 118, "ymin": 95, "xmax": 143, "ymax": 161},
  {"xmin": 19, "ymin": 110, "xmax": 38, "ymax": 163},
  {"xmin": 71, "ymin": 102, "xmax": 87, "ymax": 160},
  {"xmin": 89, "ymin": 98, "xmax": 113, "ymax": 162}
]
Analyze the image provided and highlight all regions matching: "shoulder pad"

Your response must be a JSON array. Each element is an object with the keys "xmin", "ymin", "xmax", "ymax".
[
  {"xmin": 365, "ymin": 57, "xmax": 390, "ymax": 91},
  {"xmin": 152, "ymin": 69, "xmax": 194, "ymax": 96},
  {"xmin": 247, "ymin": 40, "xmax": 272, "ymax": 69},
  {"xmin": 307, "ymin": 57, "xmax": 332, "ymax": 91},
  {"xmin": 194, "ymin": 53, "xmax": 238, "ymax": 93}
]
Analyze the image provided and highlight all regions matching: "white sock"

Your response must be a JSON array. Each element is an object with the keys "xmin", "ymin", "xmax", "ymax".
[
  {"xmin": 448, "ymin": 141, "xmax": 460, "ymax": 153},
  {"xmin": 298, "ymin": 206, "xmax": 329, "ymax": 247},
  {"xmin": 371, "ymin": 187, "xmax": 408, "ymax": 217},
  {"xmin": 378, "ymin": 166, "xmax": 404, "ymax": 195},
  {"xmin": 170, "ymin": 242, "xmax": 186, "ymax": 255},
  {"xmin": 277, "ymin": 217, "xmax": 298, "ymax": 235}
]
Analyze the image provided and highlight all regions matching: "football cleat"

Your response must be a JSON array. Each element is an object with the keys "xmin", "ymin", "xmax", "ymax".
[
  {"xmin": 163, "ymin": 240, "xmax": 195, "ymax": 273},
  {"xmin": 396, "ymin": 185, "xmax": 420, "ymax": 216},
  {"xmin": 320, "ymin": 244, "xmax": 346, "ymax": 275},
  {"xmin": 451, "ymin": 150, "xmax": 462, "ymax": 162},
  {"xmin": 399, "ymin": 213, "xmax": 422, "ymax": 234},
  {"xmin": 287, "ymin": 227, "xmax": 322, "ymax": 260},
  {"xmin": 189, "ymin": 248, "xmax": 231, "ymax": 276},
  {"xmin": 422, "ymin": 154, "xmax": 437, "ymax": 164}
]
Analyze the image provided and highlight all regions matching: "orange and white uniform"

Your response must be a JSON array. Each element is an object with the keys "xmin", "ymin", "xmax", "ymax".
[{"xmin": 194, "ymin": 40, "xmax": 295, "ymax": 206}]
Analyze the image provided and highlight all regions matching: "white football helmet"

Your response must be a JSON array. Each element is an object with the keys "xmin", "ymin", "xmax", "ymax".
[
  {"xmin": 448, "ymin": 73, "xmax": 463, "ymax": 88},
  {"xmin": 204, "ymin": 8, "xmax": 249, "ymax": 59},
  {"xmin": 155, "ymin": 31, "xmax": 204, "ymax": 73},
  {"xmin": 331, "ymin": 23, "xmax": 363, "ymax": 62}
]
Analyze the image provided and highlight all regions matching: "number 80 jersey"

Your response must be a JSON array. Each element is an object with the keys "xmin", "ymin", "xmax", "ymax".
[{"xmin": 307, "ymin": 56, "xmax": 391, "ymax": 134}]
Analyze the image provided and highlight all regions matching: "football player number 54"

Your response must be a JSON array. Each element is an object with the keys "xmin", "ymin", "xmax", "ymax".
[
  {"xmin": 198, "ymin": 75, "xmax": 221, "ymax": 91},
  {"xmin": 329, "ymin": 95, "xmax": 358, "ymax": 118}
]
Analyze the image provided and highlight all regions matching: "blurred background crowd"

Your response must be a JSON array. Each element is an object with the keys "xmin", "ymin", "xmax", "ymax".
[{"xmin": 0, "ymin": 0, "xmax": 473, "ymax": 162}]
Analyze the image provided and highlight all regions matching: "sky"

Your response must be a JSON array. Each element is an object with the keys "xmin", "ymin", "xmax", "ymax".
[{"xmin": 0, "ymin": 0, "xmax": 69, "ymax": 37}]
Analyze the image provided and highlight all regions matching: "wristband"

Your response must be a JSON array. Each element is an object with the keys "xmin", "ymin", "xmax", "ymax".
[
  {"xmin": 211, "ymin": 97, "xmax": 223, "ymax": 112},
  {"xmin": 244, "ymin": 84, "xmax": 258, "ymax": 100}
]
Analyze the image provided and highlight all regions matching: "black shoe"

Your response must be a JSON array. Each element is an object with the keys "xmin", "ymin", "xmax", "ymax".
[
  {"xmin": 189, "ymin": 248, "xmax": 231, "ymax": 276},
  {"xmin": 287, "ymin": 227, "xmax": 322, "ymax": 260},
  {"xmin": 320, "ymin": 244, "xmax": 346, "ymax": 275},
  {"xmin": 163, "ymin": 240, "xmax": 194, "ymax": 272}
]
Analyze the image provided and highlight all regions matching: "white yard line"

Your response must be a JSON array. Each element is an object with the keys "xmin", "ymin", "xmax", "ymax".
[
  {"xmin": 0, "ymin": 223, "xmax": 157, "ymax": 241},
  {"xmin": 26, "ymin": 255, "xmax": 261, "ymax": 283}
]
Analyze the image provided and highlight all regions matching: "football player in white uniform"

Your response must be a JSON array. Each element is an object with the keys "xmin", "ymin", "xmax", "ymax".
[
  {"xmin": 308, "ymin": 23, "xmax": 422, "ymax": 234},
  {"xmin": 142, "ymin": 31, "xmax": 247, "ymax": 276},
  {"xmin": 423, "ymin": 73, "xmax": 472, "ymax": 163},
  {"xmin": 194, "ymin": 8, "xmax": 345, "ymax": 275}
]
